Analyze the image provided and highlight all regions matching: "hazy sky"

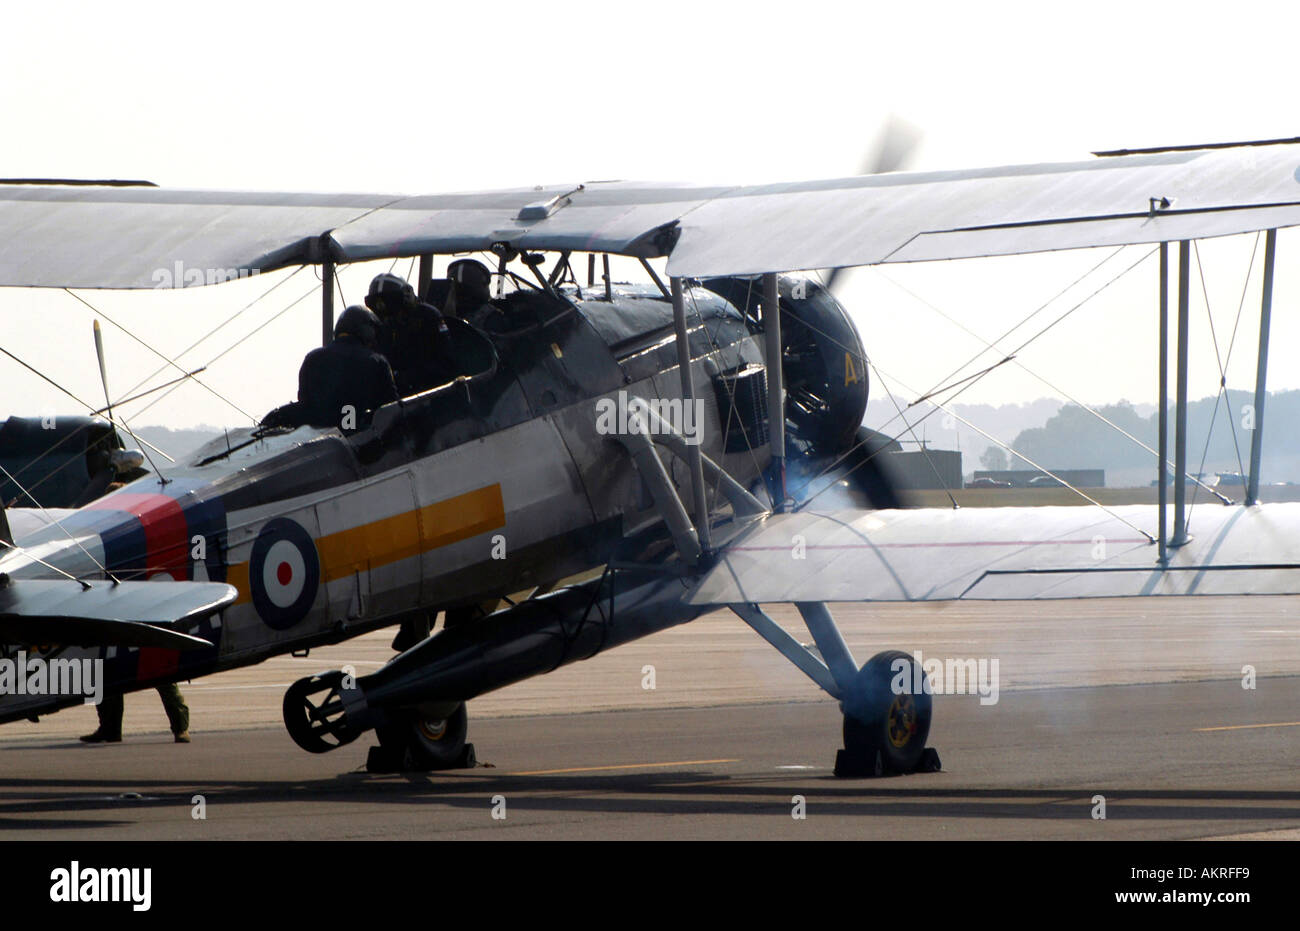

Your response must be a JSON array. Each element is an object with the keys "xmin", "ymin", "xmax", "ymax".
[{"xmin": 4, "ymin": 0, "xmax": 1299, "ymax": 441}]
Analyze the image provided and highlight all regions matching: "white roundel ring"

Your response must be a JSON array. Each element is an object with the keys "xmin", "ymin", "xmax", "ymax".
[
  {"xmin": 249, "ymin": 518, "xmax": 321, "ymax": 630},
  {"xmin": 262, "ymin": 540, "xmax": 307, "ymax": 608}
]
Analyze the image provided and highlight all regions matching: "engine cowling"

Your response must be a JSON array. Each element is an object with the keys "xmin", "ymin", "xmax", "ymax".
[
  {"xmin": 700, "ymin": 276, "xmax": 868, "ymax": 454},
  {"xmin": 700, "ymin": 276, "xmax": 899, "ymax": 507}
]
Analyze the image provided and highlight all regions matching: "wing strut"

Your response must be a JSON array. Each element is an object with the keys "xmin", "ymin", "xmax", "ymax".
[
  {"xmin": 795, "ymin": 601, "xmax": 859, "ymax": 694},
  {"xmin": 613, "ymin": 426, "xmax": 702, "ymax": 565},
  {"xmin": 762, "ymin": 273, "xmax": 787, "ymax": 511},
  {"xmin": 730, "ymin": 603, "xmax": 840, "ymax": 698},
  {"xmin": 1158, "ymin": 242, "xmax": 1169, "ymax": 562},
  {"xmin": 321, "ymin": 255, "xmax": 335, "ymax": 347},
  {"xmin": 670, "ymin": 276, "xmax": 711, "ymax": 549},
  {"xmin": 1246, "ymin": 229, "xmax": 1278, "ymax": 505},
  {"xmin": 417, "ymin": 254, "xmax": 433, "ymax": 301},
  {"xmin": 1171, "ymin": 241, "xmax": 1192, "ymax": 547}
]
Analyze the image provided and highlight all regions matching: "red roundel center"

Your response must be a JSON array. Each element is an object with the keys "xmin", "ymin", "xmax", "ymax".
[{"xmin": 277, "ymin": 561, "xmax": 293, "ymax": 586}]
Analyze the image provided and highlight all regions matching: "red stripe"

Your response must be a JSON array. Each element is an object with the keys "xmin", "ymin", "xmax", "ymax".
[
  {"xmin": 87, "ymin": 492, "xmax": 190, "ymax": 580},
  {"xmin": 88, "ymin": 494, "xmax": 187, "ymax": 685},
  {"xmin": 137, "ymin": 647, "xmax": 180, "ymax": 681}
]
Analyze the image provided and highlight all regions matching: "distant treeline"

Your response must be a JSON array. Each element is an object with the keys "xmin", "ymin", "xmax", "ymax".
[{"xmin": 1007, "ymin": 389, "xmax": 1298, "ymax": 473}]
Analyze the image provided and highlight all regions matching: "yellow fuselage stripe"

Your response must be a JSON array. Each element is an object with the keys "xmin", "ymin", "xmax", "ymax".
[{"xmin": 228, "ymin": 483, "xmax": 505, "ymax": 605}]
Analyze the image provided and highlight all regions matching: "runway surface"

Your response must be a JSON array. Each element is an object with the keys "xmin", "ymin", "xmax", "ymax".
[{"xmin": 3, "ymin": 599, "xmax": 1300, "ymax": 840}]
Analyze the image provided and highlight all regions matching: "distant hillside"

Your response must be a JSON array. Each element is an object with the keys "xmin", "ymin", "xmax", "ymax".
[
  {"xmin": 862, "ymin": 391, "xmax": 1300, "ymax": 487},
  {"xmin": 132, "ymin": 425, "xmax": 224, "ymax": 461},
  {"xmin": 865, "ymin": 397, "xmax": 1064, "ymax": 467},
  {"xmin": 1004, "ymin": 390, "xmax": 1300, "ymax": 486}
]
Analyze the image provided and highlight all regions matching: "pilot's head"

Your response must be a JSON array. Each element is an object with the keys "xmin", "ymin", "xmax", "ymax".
[
  {"xmin": 334, "ymin": 305, "xmax": 382, "ymax": 349},
  {"xmin": 447, "ymin": 259, "xmax": 492, "ymax": 308},
  {"xmin": 365, "ymin": 273, "xmax": 417, "ymax": 318}
]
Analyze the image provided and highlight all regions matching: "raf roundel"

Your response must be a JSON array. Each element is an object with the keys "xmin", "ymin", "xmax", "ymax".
[{"xmin": 249, "ymin": 518, "xmax": 321, "ymax": 630}]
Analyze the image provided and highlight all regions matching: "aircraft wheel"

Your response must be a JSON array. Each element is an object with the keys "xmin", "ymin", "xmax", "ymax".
[
  {"xmin": 841, "ymin": 650, "xmax": 932, "ymax": 775},
  {"xmin": 283, "ymin": 670, "xmax": 361, "ymax": 753},
  {"xmin": 373, "ymin": 703, "xmax": 471, "ymax": 771}
]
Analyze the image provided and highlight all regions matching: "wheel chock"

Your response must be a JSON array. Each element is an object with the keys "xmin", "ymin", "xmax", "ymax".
[{"xmin": 833, "ymin": 746, "xmax": 941, "ymax": 778}]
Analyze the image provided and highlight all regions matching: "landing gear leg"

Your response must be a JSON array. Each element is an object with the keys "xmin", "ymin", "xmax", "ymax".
[
  {"xmin": 444, "ymin": 599, "xmax": 500, "ymax": 629},
  {"xmin": 366, "ymin": 702, "xmax": 476, "ymax": 774},
  {"xmin": 371, "ymin": 610, "xmax": 488, "ymax": 772},
  {"xmin": 735, "ymin": 603, "xmax": 941, "ymax": 778},
  {"xmin": 390, "ymin": 611, "xmax": 432, "ymax": 652}
]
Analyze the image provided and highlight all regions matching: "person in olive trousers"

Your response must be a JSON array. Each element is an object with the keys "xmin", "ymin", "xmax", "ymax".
[{"xmin": 81, "ymin": 683, "xmax": 190, "ymax": 743}]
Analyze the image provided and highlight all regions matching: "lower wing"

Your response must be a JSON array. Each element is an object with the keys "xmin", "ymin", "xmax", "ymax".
[
  {"xmin": 688, "ymin": 503, "xmax": 1300, "ymax": 604},
  {"xmin": 0, "ymin": 579, "xmax": 236, "ymax": 650}
]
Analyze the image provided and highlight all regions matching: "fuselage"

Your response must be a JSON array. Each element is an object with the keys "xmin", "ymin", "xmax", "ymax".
[{"xmin": 0, "ymin": 282, "xmax": 770, "ymax": 723}]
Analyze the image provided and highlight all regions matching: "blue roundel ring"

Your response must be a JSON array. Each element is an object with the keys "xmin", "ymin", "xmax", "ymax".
[{"xmin": 249, "ymin": 518, "xmax": 321, "ymax": 631}]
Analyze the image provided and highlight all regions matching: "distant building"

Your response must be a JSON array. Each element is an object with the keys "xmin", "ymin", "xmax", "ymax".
[
  {"xmin": 1150, "ymin": 472, "xmax": 1242, "ymax": 488},
  {"xmin": 887, "ymin": 449, "xmax": 964, "ymax": 490},
  {"xmin": 973, "ymin": 469, "xmax": 1105, "ymax": 488}
]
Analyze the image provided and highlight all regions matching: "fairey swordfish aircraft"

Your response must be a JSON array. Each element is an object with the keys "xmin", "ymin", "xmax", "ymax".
[{"xmin": 2, "ymin": 137, "xmax": 1300, "ymax": 775}]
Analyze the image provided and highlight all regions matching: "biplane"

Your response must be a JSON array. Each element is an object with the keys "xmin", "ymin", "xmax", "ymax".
[{"xmin": 2, "ymin": 136, "xmax": 1299, "ymax": 774}]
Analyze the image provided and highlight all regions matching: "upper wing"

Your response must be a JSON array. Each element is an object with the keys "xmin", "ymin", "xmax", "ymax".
[
  {"xmin": 4, "ymin": 142, "xmax": 1300, "ymax": 288},
  {"xmin": 0, "ymin": 181, "xmax": 708, "ymax": 288},
  {"xmin": 0, "ymin": 578, "xmax": 235, "ymax": 649},
  {"xmin": 667, "ymin": 144, "xmax": 1300, "ymax": 276},
  {"xmin": 687, "ymin": 503, "xmax": 1300, "ymax": 604},
  {"xmin": 0, "ymin": 187, "xmax": 394, "ymax": 288}
]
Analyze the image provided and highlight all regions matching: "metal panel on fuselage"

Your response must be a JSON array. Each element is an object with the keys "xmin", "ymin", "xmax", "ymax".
[
  {"xmin": 407, "ymin": 415, "xmax": 591, "ymax": 607},
  {"xmin": 314, "ymin": 472, "xmax": 419, "ymax": 622}
]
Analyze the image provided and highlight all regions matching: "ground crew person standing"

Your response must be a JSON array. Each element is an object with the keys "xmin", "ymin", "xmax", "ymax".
[{"xmin": 81, "ymin": 683, "xmax": 190, "ymax": 743}]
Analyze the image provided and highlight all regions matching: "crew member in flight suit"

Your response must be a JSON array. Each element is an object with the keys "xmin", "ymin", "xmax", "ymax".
[
  {"xmin": 297, "ymin": 305, "xmax": 399, "ymax": 429},
  {"xmin": 364, "ymin": 273, "xmax": 450, "ymax": 395},
  {"xmin": 445, "ymin": 259, "xmax": 499, "ymax": 330}
]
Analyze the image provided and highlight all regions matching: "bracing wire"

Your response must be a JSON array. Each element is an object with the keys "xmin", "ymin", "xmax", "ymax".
[
  {"xmin": 63, "ymin": 288, "xmax": 257, "ymax": 424},
  {"xmin": 114, "ymin": 265, "xmax": 306, "ymax": 405},
  {"xmin": 0, "ymin": 461, "xmax": 115, "ymax": 580},
  {"xmin": 871, "ymin": 264, "xmax": 1228, "ymax": 504},
  {"xmin": 130, "ymin": 278, "xmax": 322, "ymax": 421},
  {"xmin": 790, "ymin": 246, "xmax": 1159, "ymax": 504}
]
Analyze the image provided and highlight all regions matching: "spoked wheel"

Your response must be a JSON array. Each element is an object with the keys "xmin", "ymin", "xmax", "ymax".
[
  {"xmin": 838, "ymin": 650, "xmax": 936, "ymax": 776},
  {"xmin": 283, "ymin": 670, "xmax": 362, "ymax": 754},
  {"xmin": 370, "ymin": 702, "xmax": 472, "ymax": 772}
]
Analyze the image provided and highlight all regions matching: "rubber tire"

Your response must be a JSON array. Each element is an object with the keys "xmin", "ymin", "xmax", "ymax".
[
  {"xmin": 377, "ymin": 703, "xmax": 469, "ymax": 771},
  {"xmin": 842, "ymin": 650, "xmax": 933, "ymax": 774}
]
